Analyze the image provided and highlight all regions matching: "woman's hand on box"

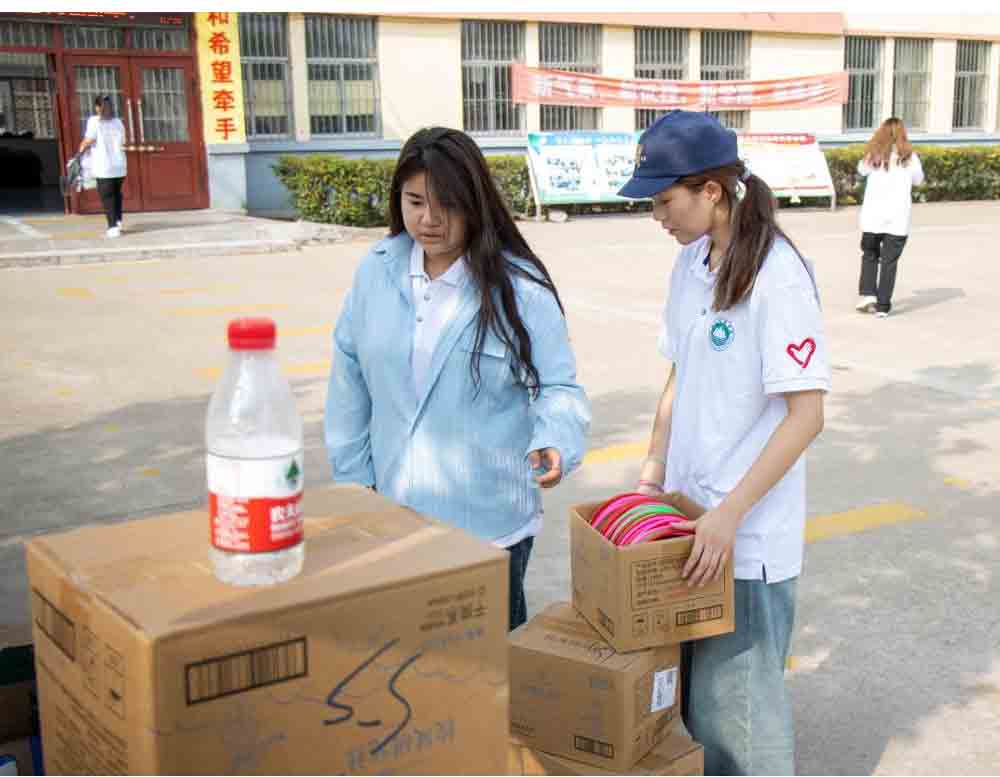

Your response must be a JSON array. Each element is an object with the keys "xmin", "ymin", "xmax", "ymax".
[{"xmin": 675, "ymin": 506, "xmax": 740, "ymax": 588}]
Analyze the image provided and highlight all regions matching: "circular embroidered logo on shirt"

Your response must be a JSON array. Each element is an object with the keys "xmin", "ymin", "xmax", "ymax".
[{"xmin": 709, "ymin": 319, "xmax": 735, "ymax": 351}]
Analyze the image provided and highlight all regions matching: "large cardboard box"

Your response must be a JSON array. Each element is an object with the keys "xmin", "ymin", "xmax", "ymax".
[
  {"xmin": 26, "ymin": 485, "xmax": 509, "ymax": 775},
  {"xmin": 509, "ymin": 602, "xmax": 681, "ymax": 772},
  {"xmin": 508, "ymin": 725, "xmax": 704, "ymax": 776},
  {"xmin": 571, "ymin": 493, "xmax": 735, "ymax": 652}
]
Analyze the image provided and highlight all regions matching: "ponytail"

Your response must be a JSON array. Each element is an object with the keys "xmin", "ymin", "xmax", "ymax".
[{"xmin": 676, "ymin": 160, "xmax": 801, "ymax": 311}]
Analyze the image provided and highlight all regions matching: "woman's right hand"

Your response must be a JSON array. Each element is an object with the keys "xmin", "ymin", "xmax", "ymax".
[{"xmin": 635, "ymin": 456, "xmax": 666, "ymax": 496}]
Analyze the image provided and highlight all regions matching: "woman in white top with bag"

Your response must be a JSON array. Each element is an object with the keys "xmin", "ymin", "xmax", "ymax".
[
  {"xmin": 77, "ymin": 95, "xmax": 127, "ymax": 238},
  {"xmin": 854, "ymin": 117, "xmax": 924, "ymax": 317}
]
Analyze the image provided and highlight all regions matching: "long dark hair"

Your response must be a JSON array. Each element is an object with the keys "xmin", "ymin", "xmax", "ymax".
[
  {"xmin": 677, "ymin": 161, "xmax": 802, "ymax": 311},
  {"xmin": 388, "ymin": 127, "xmax": 564, "ymax": 395},
  {"xmin": 864, "ymin": 116, "xmax": 914, "ymax": 169}
]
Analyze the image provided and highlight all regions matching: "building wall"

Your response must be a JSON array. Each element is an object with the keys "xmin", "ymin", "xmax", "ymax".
[
  {"xmin": 232, "ymin": 13, "xmax": 1000, "ymax": 215},
  {"xmin": 748, "ymin": 33, "xmax": 843, "ymax": 134},
  {"xmin": 602, "ymin": 26, "xmax": 635, "ymax": 133},
  {"xmin": 378, "ymin": 17, "xmax": 463, "ymax": 140}
]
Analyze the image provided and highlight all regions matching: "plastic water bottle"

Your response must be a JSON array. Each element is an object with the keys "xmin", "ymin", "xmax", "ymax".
[{"xmin": 206, "ymin": 317, "xmax": 304, "ymax": 585}]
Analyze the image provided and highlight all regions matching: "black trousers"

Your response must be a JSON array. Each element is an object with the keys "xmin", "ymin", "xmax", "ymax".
[
  {"xmin": 858, "ymin": 232, "xmax": 908, "ymax": 313},
  {"xmin": 97, "ymin": 177, "xmax": 125, "ymax": 228},
  {"xmin": 507, "ymin": 535, "xmax": 534, "ymax": 631}
]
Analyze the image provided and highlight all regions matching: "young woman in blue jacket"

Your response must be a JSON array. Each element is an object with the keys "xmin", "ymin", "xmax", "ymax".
[{"xmin": 325, "ymin": 127, "xmax": 591, "ymax": 630}]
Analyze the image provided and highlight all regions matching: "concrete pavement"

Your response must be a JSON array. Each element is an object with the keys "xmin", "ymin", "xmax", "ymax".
[
  {"xmin": 1, "ymin": 200, "xmax": 998, "ymax": 773},
  {"xmin": 0, "ymin": 209, "xmax": 374, "ymax": 267}
]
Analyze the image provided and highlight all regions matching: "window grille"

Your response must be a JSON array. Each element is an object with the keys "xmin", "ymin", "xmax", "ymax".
[
  {"xmin": 701, "ymin": 30, "xmax": 749, "ymax": 130},
  {"xmin": 462, "ymin": 20, "xmax": 525, "ymax": 135},
  {"xmin": 239, "ymin": 13, "xmax": 292, "ymax": 138},
  {"xmin": 539, "ymin": 22, "xmax": 601, "ymax": 131},
  {"xmin": 893, "ymin": 38, "xmax": 931, "ymax": 130},
  {"xmin": 635, "ymin": 27, "xmax": 687, "ymax": 130},
  {"xmin": 953, "ymin": 40, "xmax": 989, "ymax": 130},
  {"xmin": 63, "ymin": 26, "xmax": 124, "ymax": 50},
  {"xmin": 844, "ymin": 36, "xmax": 883, "ymax": 132},
  {"xmin": 0, "ymin": 21, "xmax": 52, "ymax": 48},
  {"xmin": 305, "ymin": 15, "xmax": 379, "ymax": 136}
]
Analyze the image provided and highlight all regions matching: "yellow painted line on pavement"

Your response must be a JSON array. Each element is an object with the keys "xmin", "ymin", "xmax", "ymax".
[
  {"xmin": 49, "ymin": 230, "xmax": 103, "ymax": 240},
  {"xmin": 944, "ymin": 476, "xmax": 973, "ymax": 490},
  {"xmin": 159, "ymin": 284, "xmax": 239, "ymax": 295},
  {"xmin": 284, "ymin": 360, "xmax": 331, "ymax": 376},
  {"xmin": 58, "ymin": 287, "xmax": 94, "ymax": 298},
  {"xmin": 195, "ymin": 360, "xmax": 331, "ymax": 380},
  {"xmin": 583, "ymin": 441, "xmax": 648, "ymax": 467},
  {"xmin": 805, "ymin": 503, "xmax": 926, "ymax": 543},
  {"xmin": 168, "ymin": 304, "xmax": 288, "ymax": 316},
  {"xmin": 138, "ymin": 467, "xmax": 161, "ymax": 477},
  {"xmin": 582, "ymin": 440, "xmax": 930, "ymax": 542},
  {"xmin": 56, "ymin": 388, "xmax": 76, "ymax": 397},
  {"xmin": 283, "ymin": 325, "xmax": 331, "ymax": 337}
]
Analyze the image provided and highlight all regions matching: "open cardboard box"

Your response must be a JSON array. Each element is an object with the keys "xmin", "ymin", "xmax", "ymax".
[{"xmin": 570, "ymin": 492, "xmax": 735, "ymax": 652}]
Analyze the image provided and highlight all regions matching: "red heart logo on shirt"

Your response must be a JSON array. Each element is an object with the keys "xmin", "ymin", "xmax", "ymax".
[{"xmin": 786, "ymin": 338, "xmax": 816, "ymax": 368}]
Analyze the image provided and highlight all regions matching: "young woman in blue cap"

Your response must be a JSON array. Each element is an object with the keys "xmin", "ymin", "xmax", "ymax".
[
  {"xmin": 325, "ymin": 127, "xmax": 590, "ymax": 631},
  {"xmin": 619, "ymin": 111, "xmax": 830, "ymax": 775}
]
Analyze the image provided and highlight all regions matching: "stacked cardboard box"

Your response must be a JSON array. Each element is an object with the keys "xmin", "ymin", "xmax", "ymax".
[
  {"xmin": 508, "ymin": 493, "xmax": 735, "ymax": 775},
  {"xmin": 25, "ymin": 485, "xmax": 511, "ymax": 775}
]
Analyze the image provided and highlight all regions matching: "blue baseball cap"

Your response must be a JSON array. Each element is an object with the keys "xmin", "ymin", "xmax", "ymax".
[{"xmin": 618, "ymin": 110, "xmax": 739, "ymax": 199}]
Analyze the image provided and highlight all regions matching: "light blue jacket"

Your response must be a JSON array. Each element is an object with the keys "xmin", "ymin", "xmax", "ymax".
[{"xmin": 324, "ymin": 232, "xmax": 591, "ymax": 542}]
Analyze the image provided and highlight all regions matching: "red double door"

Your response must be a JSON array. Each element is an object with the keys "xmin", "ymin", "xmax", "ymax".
[{"xmin": 66, "ymin": 54, "xmax": 208, "ymax": 213}]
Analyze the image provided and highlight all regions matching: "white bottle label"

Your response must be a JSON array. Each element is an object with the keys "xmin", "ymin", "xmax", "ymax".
[{"xmin": 207, "ymin": 451, "xmax": 304, "ymax": 553}]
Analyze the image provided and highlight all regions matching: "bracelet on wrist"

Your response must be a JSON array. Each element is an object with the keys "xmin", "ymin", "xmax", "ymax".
[{"xmin": 637, "ymin": 479, "xmax": 664, "ymax": 492}]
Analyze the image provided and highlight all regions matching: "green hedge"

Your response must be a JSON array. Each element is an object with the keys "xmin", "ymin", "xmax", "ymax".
[
  {"xmin": 826, "ymin": 144, "xmax": 1000, "ymax": 206},
  {"xmin": 275, "ymin": 145, "xmax": 1000, "ymax": 226}
]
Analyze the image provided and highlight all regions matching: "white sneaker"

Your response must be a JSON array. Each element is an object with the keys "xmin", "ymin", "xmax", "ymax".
[
  {"xmin": 855, "ymin": 295, "xmax": 877, "ymax": 313},
  {"xmin": 875, "ymin": 311, "xmax": 889, "ymax": 318},
  {"xmin": 106, "ymin": 226, "xmax": 121, "ymax": 238},
  {"xmin": 116, "ymin": 219, "xmax": 123, "ymax": 233}
]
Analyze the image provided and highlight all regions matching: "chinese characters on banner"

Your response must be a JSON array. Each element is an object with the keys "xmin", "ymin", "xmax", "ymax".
[
  {"xmin": 512, "ymin": 63, "xmax": 848, "ymax": 111},
  {"xmin": 525, "ymin": 132, "xmax": 835, "ymax": 209},
  {"xmin": 195, "ymin": 12, "xmax": 246, "ymax": 143}
]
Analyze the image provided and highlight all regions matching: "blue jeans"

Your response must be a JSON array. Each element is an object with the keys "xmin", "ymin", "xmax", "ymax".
[
  {"xmin": 682, "ymin": 577, "xmax": 798, "ymax": 775},
  {"xmin": 507, "ymin": 536, "xmax": 534, "ymax": 631}
]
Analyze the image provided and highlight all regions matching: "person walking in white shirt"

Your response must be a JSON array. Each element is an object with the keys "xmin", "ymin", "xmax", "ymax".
[
  {"xmin": 619, "ymin": 111, "xmax": 830, "ymax": 775},
  {"xmin": 77, "ymin": 96, "xmax": 127, "ymax": 238},
  {"xmin": 854, "ymin": 117, "xmax": 924, "ymax": 317}
]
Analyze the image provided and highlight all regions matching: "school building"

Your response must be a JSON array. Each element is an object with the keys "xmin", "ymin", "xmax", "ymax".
[{"xmin": 1, "ymin": 11, "xmax": 999, "ymax": 217}]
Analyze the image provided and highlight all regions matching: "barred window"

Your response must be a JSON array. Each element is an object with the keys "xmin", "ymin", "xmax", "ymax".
[
  {"xmin": 700, "ymin": 30, "xmax": 748, "ymax": 131},
  {"xmin": 844, "ymin": 36, "xmax": 883, "ymax": 132},
  {"xmin": 306, "ymin": 15, "xmax": 379, "ymax": 136},
  {"xmin": 63, "ymin": 25, "xmax": 124, "ymax": 50},
  {"xmin": 892, "ymin": 39, "xmax": 931, "ymax": 132},
  {"xmin": 953, "ymin": 40, "xmax": 989, "ymax": 130},
  {"xmin": 0, "ymin": 52, "xmax": 54, "ymax": 139},
  {"xmin": 462, "ymin": 21, "xmax": 525, "ymax": 135},
  {"xmin": 239, "ymin": 13, "xmax": 292, "ymax": 138},
  {"xmin": 132, "ymin": 26, "xmax": 189, "ymax": 52},
  {"xmin": 635, "ymin": 27, "xmax": 687, "ymax": 130},
  {"xmin": 539, "ymin": 23, "xmax": 601, "ymax": 131},
  {"xmin": 0, "ymin": 20, "xmax": 52, "ymax": 48}
]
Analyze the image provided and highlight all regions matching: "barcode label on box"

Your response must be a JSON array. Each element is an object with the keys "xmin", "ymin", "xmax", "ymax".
[
  {"xmin": 676, "ymin": 604, "xmax": 724, "ymax": 627},
  {"xmin": 651, "ymin": 667, "xmax": 677, "ymax": 713},
  {"xmin": 186, "ymin": 637, "xmax": 308, "ymax": 705},
  {"xmin": 574, "ymin": 735, "xmax": 615, "ymax": 760},
  {"xmin": 33, "ymin": 589, "xmax": 76, "ymax": 661}
]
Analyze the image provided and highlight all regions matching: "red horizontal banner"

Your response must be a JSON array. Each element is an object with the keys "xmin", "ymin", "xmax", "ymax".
[{"xmin": 512, "ymin": 63, "xmax": 848, "ymax": 111}]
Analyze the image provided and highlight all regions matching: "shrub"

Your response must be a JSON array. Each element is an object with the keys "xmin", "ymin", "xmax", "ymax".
[{"xmin": 274, "ymin": 145, "xmax": 1000, "ymax": 225}]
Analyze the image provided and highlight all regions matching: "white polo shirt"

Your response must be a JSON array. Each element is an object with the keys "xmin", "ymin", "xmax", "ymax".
[
  {"xmin": 658, "ymin": 235, "xmax": 831, "ymax": 582},
  {"xmin": 858, "ymin": 151, "xmax": 924, "ymax": 237},
  {"xmin": 408, "ymin": 239, "xmax": 540, "ymax": 549}
]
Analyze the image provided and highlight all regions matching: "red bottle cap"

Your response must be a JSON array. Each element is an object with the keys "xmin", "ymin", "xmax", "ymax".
[{"xmin": 227, "ymin": 317, "xmax": 276, "ymax": 350}]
